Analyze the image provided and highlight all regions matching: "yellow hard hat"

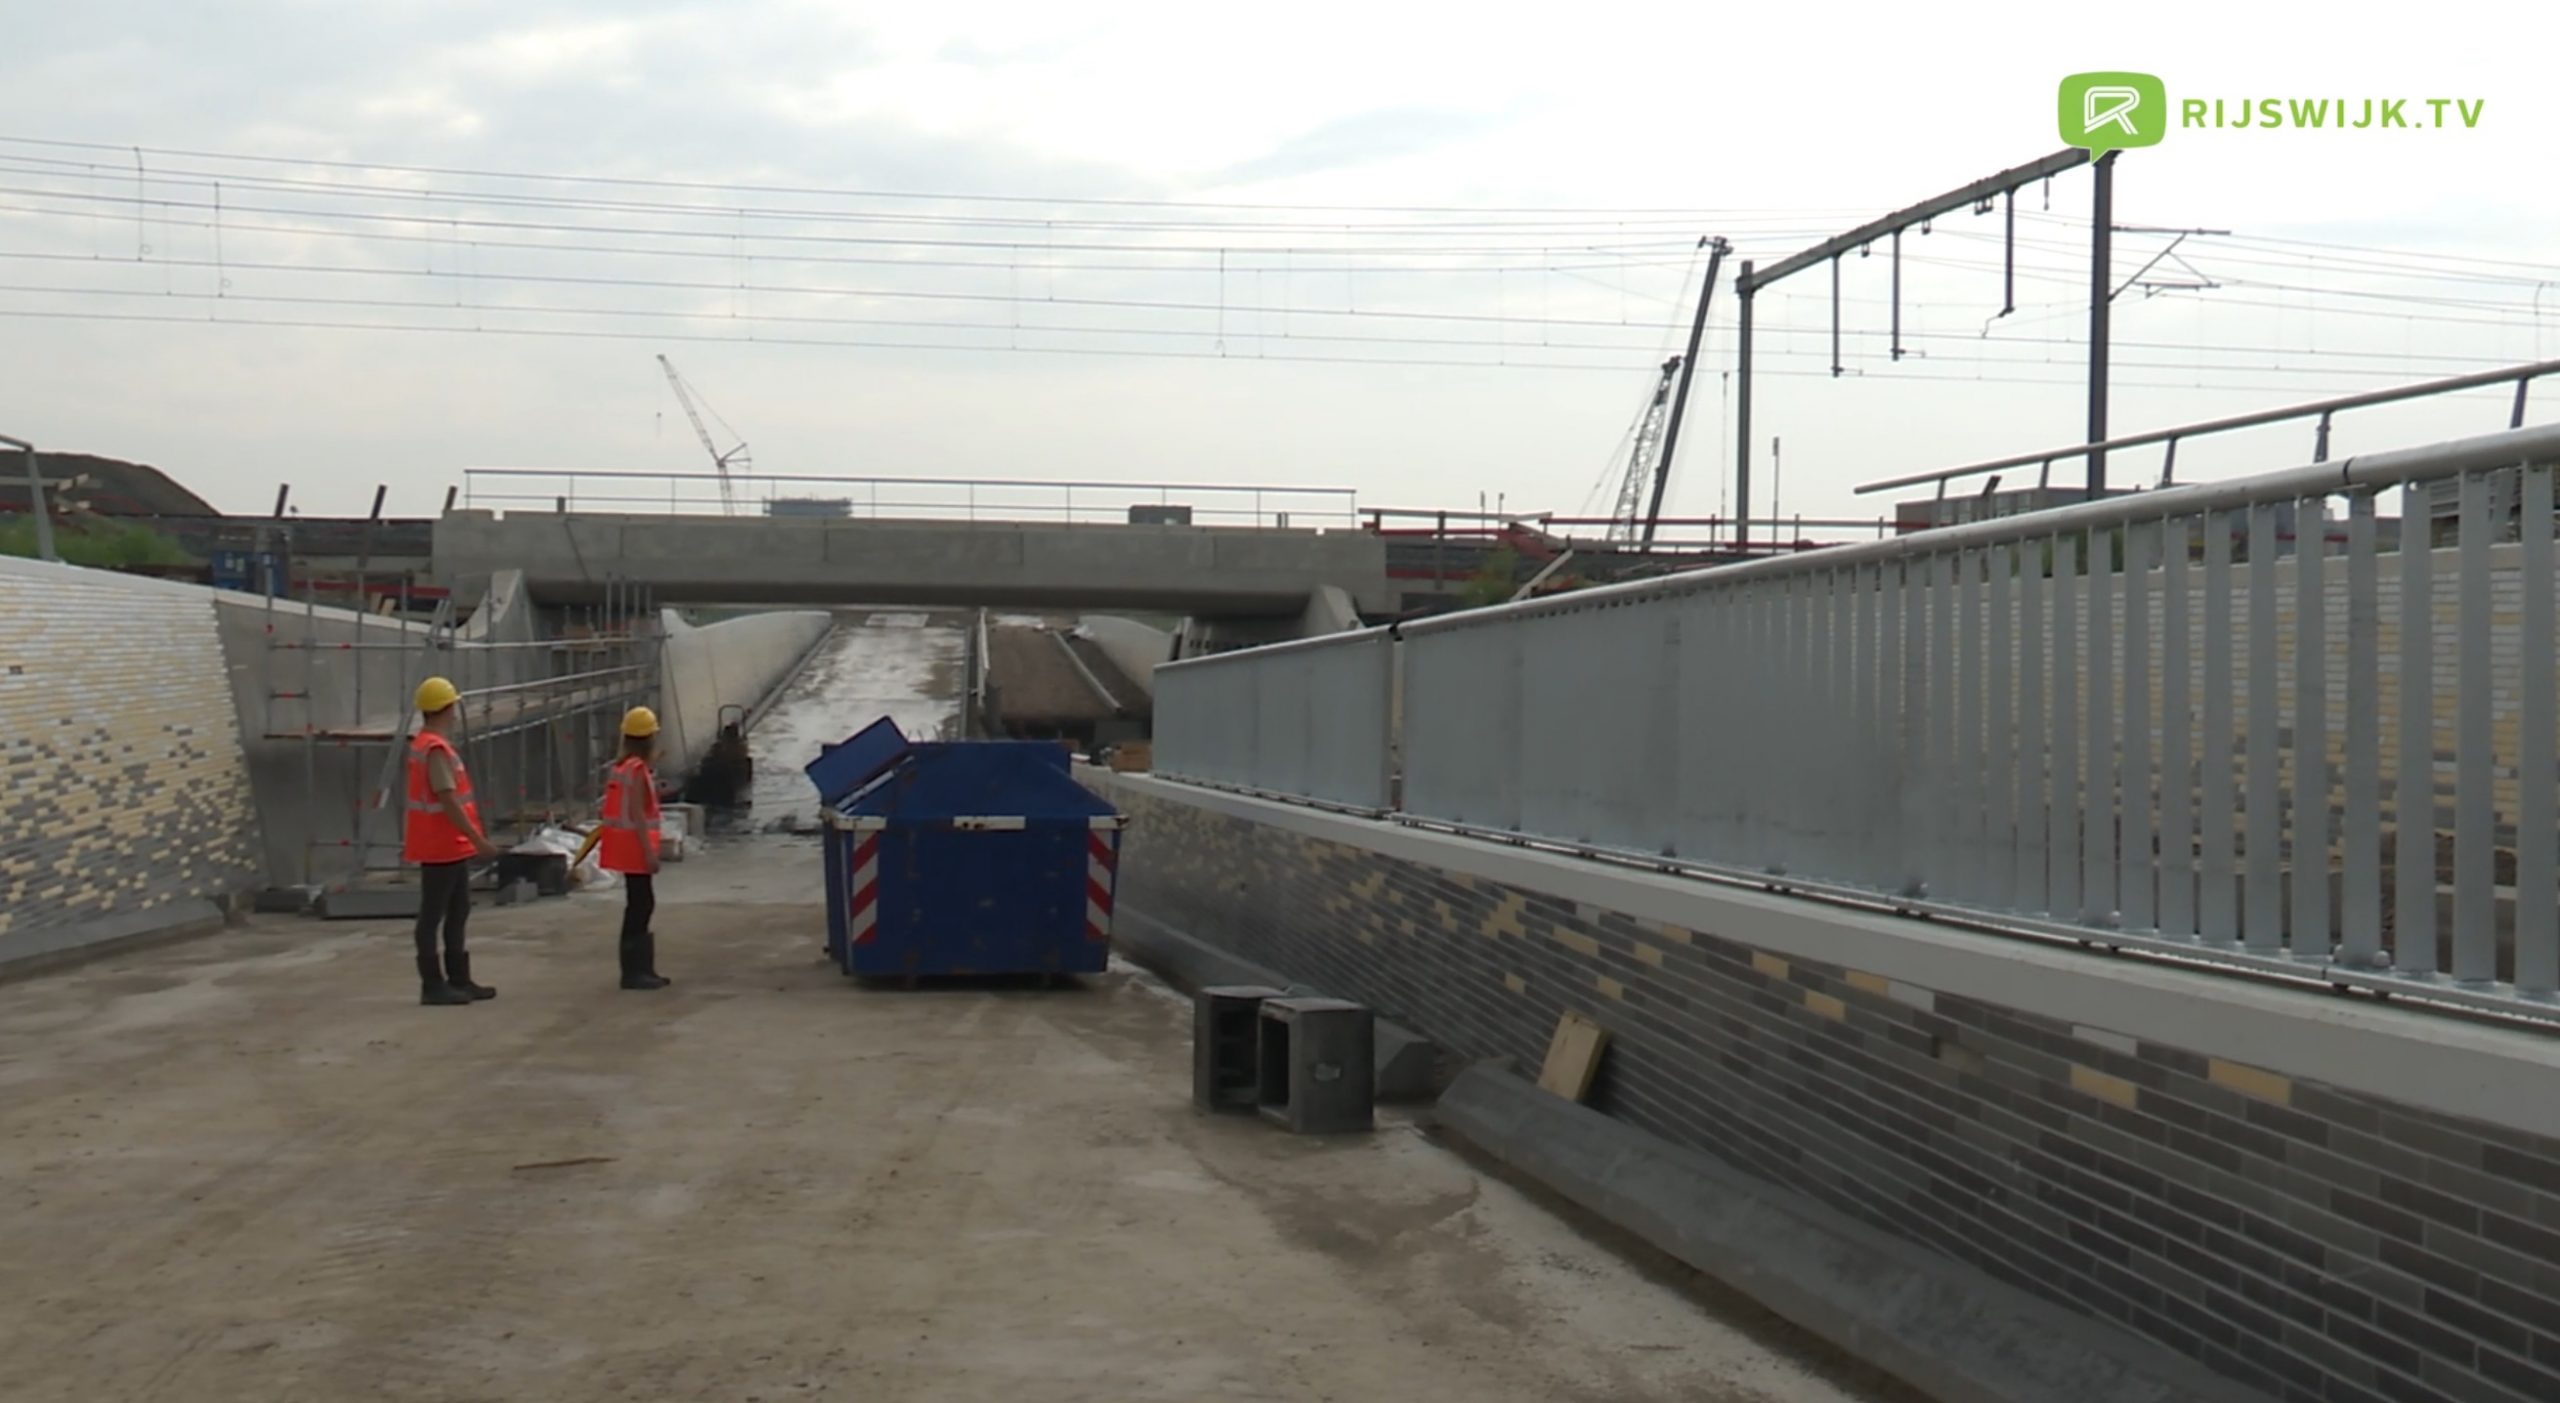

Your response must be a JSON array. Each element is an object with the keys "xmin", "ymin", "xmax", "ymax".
[
  {"xmin": 621, "ymin": 706, "xmax": 660, "ymax": 738},
  {"xmin": 415, "ymin": 677, "xmax": 460, "ymax": 713}
]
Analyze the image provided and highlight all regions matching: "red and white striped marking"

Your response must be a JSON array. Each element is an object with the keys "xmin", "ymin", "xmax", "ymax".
[
  {"xmin": 847, "ymin": 831, "xmax": 882, "ymax": 947},
  {"xmin": 1086, "ymin": 817, "xmax": 1120, "ymax": 943}
]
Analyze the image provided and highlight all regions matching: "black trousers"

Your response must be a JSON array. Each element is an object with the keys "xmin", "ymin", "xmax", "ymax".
[
  {"xmin": 619, "ymin": 874, "xmax": 656, "ymax": 975},
  {"xmin": 415, "ymin": 860, "xmax": 472, "ymax": 975}
]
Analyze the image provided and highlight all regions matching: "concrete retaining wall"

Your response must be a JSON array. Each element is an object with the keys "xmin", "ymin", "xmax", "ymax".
[
  {"xmin": 0, "ymin": 557, "xmax": 261, "ymax": 964},
  {"xmin": 657, "ymin": 610, "xmax": 832, "ymax": 777},
  {"xmin": 1093, "ymin": 771, "xmax": 2560, "ymax": 1403}
]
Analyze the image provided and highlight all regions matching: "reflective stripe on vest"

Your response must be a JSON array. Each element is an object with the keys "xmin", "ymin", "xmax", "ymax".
[
  {"xmin": 597, "ymin": 756, "xmax": 662, "ymax": 873},
  {"xmin": 403, "ymin": 731, "xmax": 480, "ymax": 865}
]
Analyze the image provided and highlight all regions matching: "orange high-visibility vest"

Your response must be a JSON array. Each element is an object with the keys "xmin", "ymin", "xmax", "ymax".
[
  {"xmin": 403, "ymin": 731, "xmax": 480, "ymax": 864},
  {"xmin": 598, "ymin": 756, "xmax": 662, "ymax": 874}
]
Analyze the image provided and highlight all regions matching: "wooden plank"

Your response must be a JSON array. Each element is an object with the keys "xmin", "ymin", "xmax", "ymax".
[{"xmin": 1536, "ymin": 1012, "xmax": 1610, "ymax": 1102}]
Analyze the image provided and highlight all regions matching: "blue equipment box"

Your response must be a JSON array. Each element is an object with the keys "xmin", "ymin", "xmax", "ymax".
[{"xmin": 809, "ymin": 722, "xmax": 1125, "ymax": 980}]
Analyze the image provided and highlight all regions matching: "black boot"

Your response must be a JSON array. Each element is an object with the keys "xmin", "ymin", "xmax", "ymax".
[
  {"xmin": 618, "ymin": 931, "xmax": 665, "ymax": 991},
  {"xmin": 418, "ymin": 954, "xmax": 472, "ymax": 1006},
  {"xmin": 642, "ymin": 929, "xmax": 671, "ymax": 988},
  {"xmin": 446, "ymin": 951, "xmax": 497, "ymax": 1001}
]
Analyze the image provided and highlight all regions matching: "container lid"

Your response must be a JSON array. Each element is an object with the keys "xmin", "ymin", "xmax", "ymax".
[
  {"xmin": 836, "ymin": 740, "xmax": 1121, "ymax": 822},
  {"xmin": 803, "ymin": 716, "xmax": 912, "ymax": 807}
]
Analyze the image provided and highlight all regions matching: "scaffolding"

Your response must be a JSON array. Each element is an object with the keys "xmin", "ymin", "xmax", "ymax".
[{"xmin": 258, "ymin": 573, "xmax": 662, "ymax": 893}]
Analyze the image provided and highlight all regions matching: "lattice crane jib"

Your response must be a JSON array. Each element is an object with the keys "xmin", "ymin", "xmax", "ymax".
[
  {"xmin": 1608, "ymin": 356, "xmax": 1683, "ymax": 543},
  {"xmin": 655, "ymin": 354, "xmax": 752, "ymax": 515}
]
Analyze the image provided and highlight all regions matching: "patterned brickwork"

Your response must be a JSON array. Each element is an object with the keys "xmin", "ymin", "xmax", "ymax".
[
  {"xmin": 0, "ymin": 563, "xmax": 260, "ymax": 951},
  {"xmin": 1108, "ymin": 779, "xmax": 2560, "ymax": 1403}
]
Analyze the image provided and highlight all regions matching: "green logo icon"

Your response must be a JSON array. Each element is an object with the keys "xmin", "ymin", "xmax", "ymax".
[{"xmin": 2059, "ymin": 71, "xmax": 2167, "ymax": 160}]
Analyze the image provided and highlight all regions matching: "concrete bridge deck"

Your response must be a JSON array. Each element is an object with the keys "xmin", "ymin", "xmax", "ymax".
[
  {"xmin": 0, "ymin": 839, "xmax": 1905, "ymax": 1403},
  {"xmin": 433, "ymin": 510, "xmax": 1393, "ymax": 616}
]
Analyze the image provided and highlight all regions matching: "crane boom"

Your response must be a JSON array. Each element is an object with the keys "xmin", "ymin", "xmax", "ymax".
[
  {"xmin": 1606, "ymin": 357, "xmax": 1683, "ymax": 543},
  {"xmin": 656, "ymin": 353, "xmax": 750, "ymax": 514}
]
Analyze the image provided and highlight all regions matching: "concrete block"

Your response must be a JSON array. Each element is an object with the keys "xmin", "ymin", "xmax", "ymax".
[
  {"xmin": 316, "ymin": 886, "xmax": 420, "ymax": 921},
  {"xmin": 253, "ymin": 887, "xmax": 315, "ymax": 914},
  {"xmin": 490, "ymin": 880, "xmax": 538, "ymax": 907},
  {"xmin": 1193, "ymin": 985, "xmax": 1285, "ymax": 1112},
  {"xmin": 1118, "ymin": 908, "xmax": 1435, "ymax": 1107},
  {"xmin": 1373, "ymin": 1021, "xmax": 1444, "ymax": 1103},
  {"xmin": 1432, "ymin": 1064, "xmax": 2268, "ymax": 1403},
  {"xmin": 1257, "ymin": 997, "xmax": 1375, "ymax": 1135}
]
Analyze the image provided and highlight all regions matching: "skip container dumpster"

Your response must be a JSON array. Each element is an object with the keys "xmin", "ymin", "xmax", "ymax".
[{"xmin": 810, "ymin": 718, "xmax": 1126, "ymax": 979}]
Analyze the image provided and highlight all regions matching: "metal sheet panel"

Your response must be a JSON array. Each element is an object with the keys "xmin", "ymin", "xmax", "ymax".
[
  {"xmin": 1155, "ymin": 634, "xmax": 1390, "ymax": 808},
  {"xmin": 1402, "ymin": 624, "xmax": 1520, "ymax": 829}
]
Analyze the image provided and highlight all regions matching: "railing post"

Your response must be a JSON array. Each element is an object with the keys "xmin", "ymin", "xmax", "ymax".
[
  {"xmin": 2395, "ymin": 480, "xmax": 2438, "ymax": 977},
  {"xmin": 2454, "ymin": 470, "xmax": 2496, "ymax": 983},
  {"xmin": 2517, "ymin": 462, "xmax": 2557, "ymax": 995}
]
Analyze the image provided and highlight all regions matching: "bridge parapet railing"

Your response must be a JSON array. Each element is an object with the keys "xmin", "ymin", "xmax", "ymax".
[
  {"xmin": 1155, "ymin": 629, "xmax": 1396, "ymax": 812},
  {"xmin": 1157, "ymin": 417, "xmax": 2560, "ymax": 1027},
  {"xmin": 460, "ymin": 468, "xmax": 1358, "ymax": 530}
]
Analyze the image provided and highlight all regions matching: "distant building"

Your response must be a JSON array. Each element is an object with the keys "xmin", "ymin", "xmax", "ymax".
[
  {"xmin": 765, "ymin": 497, "xmax": 851, "ymax": 519},
  {"xmin": 2419, "ymin": 467, "xmax": 2549, "ymax": 545},
  {"xmin": 1894, "ymin": 485, "xmax": 2135, "ymax": 534}
]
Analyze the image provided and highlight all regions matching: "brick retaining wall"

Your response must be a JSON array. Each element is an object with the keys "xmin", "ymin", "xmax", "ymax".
[{"xmin": 1104, "ymin": 775, "xmax": 2560, "ymax": 1403}]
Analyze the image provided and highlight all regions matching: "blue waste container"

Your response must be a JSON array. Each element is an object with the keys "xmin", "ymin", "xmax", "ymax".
[{"xmin": 809, "ymin": 720, "xmax": 1126, "ymax": 980}]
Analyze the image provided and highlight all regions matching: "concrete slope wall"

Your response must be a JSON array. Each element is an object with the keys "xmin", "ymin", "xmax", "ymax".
[
  {"xmin": 1094, "ymin": 772, "xmax": 2560, "ymax": 1403},
  {"xmin": 1075, "ymin": 615, "xmax": 1173, "ymax": 699},
  {"xmin": 657, "ymin": 610, "xmax": 832, "ymax": 777},
  {"xmin": 211, "ymin": 570, "xmax": 553, "ymax": 891},
  {"xmin": 0, "ymin": 557, "xmax": 261, "ymax": 965}
]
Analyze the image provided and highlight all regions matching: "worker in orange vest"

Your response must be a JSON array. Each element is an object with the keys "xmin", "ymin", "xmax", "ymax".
[
  {"xmin": 406, "ymin": 677, "xmax": 500, "ymax": 1006},
  {"xmin": 600, "ymin": 706, "xmax": 671, "ymax": 990}
]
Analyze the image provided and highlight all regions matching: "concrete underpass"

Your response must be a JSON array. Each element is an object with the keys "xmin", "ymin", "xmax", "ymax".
[{"xmin": 0, "ymin": 596, "xmax": 1911, "ymax": 1403}]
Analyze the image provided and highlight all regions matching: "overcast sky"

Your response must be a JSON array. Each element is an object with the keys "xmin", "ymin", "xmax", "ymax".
[{"xmin": 2, "ymin": 2, "xmax": 2553, "ymax": 531}]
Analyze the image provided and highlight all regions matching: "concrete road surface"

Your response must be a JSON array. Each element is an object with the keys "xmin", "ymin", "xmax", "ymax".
[{"xmin": 0, "ymin": 839, "xmax": 1916, "ymax": 1403}]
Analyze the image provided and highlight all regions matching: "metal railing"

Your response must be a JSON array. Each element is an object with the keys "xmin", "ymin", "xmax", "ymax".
[
  {"xmin": 460, "ymin": 468, "xmax": 1360, "ymax": 529},
  {"xmin": 1858, "ymin": 357, "xmax": 2560, "ymax": 501},
  {"xmin": 1157, "ymin": 418, "xmax": 2560, "ymax": 1027},
  {"xmin": 1157, "ymin": 629, "xmax": 1396, "ymax": 811}
]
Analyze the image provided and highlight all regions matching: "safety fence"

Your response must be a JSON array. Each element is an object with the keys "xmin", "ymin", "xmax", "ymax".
[
  {"xmin": 1156, "ymin": 419, "xmax": 2560, "ymax": 1025},
  {"xmin": 1154, "ymin": 630, "xmax": 1395, "ymax": 811},
  {"xmin": 461, "ymin": 468, "xmax": 1358, "ymax": 530}
]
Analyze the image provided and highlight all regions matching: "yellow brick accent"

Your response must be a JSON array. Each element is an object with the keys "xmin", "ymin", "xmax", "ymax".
[
  {"xmin": 1805, "ymin": 992, "xmax": 1848, "ymax": 1021},
  {"xmin": 1484, "ymin": 892, "xmax": 1528, "ymax": 939},
  {"xmin": 1596, "ymin": 976, "xmax": 1627, "ymax": 1000},
  {"xmin": 1553, "ymin": 929, "xmax": 1600, "ymax": 958},
  {"xmin": 1652, "ymin": 922, "xmax": 1694, "ymax": 946},
  {"xmin": 1845, "ymin": 970, "xmax": 1892, "ymax": 997},
  {"xmin": 2208, "ymin": 1058, "xmax": 2293, "ymax": 1106},
  {"xmin": 2071, "ymin": 1065, "xmax": 2141, "ymax": 1111},
  {"xmin": 1751, "ymin": 951, "xmax": 1790, "ymax": 980},
  {"xmin": 1633, "ymin": 943, "xmax": 1665, "ymax": 967},
  {"xmin": 1502, "ymin": 973, "xmax": 1529, "ymax": 995}
]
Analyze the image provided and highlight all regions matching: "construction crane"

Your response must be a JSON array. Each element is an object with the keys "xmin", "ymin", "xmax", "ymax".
[
  {"xmin": 1605, "ymin": 357, "xmax": 1683, "ymax": 543},
  {"xmin": 1598, "ymin": 236, "xmax": 1731, "ymax": 545},
  {"xmin": 656, "ymin": 354, "xmax": 752, "ymax": 515}
]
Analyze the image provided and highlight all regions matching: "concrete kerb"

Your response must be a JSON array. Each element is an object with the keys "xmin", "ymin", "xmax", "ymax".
[
  {"xmin": 1112, "ymin": 908, "xmax": 1442, "ymax": 1103},
  {"xmin": 1432, "ymin": 1064, "xmax": 2276, "ymax": 1403},
  {"xmin": 0, "ymin": 899, "xmax": 234, "ymax": 982}
]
